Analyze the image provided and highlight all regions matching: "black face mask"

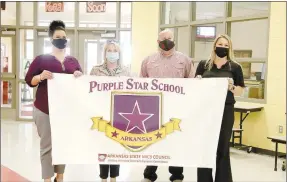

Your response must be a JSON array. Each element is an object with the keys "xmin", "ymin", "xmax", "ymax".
[
  {"xmin": 215, "ymin": 47, "xmax": 229, "ymax": 58},
  {"xmin": 52, "ymin": 39, "xmax": 67, "ymax": 49},
  {"xmin": 159, "ymin": 39, "xmax": 175, "ymax": 51}
]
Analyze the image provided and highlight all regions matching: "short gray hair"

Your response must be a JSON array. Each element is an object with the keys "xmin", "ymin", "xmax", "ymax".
[{"xmin": 158, "ymin": 29, "xmax": 174, "ymax": 40}]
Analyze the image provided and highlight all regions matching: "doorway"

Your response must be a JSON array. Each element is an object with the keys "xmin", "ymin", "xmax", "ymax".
[
  {"xmin": 37, "ymin": 30, "xmax": 74, "ymax": 56},
  {"xmin": 1, "ymin": 31, "xmax": 17, "ymax": 120},
  {"xmin": 78, "ymin": 31, "xmax": 116, "ymax": 74}
]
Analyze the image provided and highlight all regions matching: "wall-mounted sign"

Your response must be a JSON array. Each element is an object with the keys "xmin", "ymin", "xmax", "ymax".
[
  {"xmin": 38, "ymin": 31, "xmax": 48, "ymax": 36},
  {"xmin": 101, "ymin": 33, "xmax": 116, "ymax": 38},
  {"xmin": 45, "ymin": 2, "xmax": 64, "ymax": 12},
  {"xmin": 86, "ymin": 2, "xmax": 106, "ymax": 13}
]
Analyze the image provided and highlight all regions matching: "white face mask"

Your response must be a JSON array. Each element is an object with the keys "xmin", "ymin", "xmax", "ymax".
[{"xmin": 106, "ymin": 52, "xmax": 119, "ymax": 63}]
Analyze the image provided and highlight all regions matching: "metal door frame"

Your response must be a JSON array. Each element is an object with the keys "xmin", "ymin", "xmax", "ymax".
[
  {"xmin": 1, "ymin": 33, "xmax": 17, "ymax": 120},
  {"xmin": 78, "ymin": 31, "xmax": 105, "ymax": 74}
]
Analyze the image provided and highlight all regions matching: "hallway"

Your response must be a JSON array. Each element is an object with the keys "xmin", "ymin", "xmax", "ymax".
[{"xmin": 1, "ymin": 121, "xmax": 285, "ymax": 182}]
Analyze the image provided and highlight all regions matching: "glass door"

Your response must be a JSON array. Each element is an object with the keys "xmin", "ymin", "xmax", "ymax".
[
  {"xmin": 78, "ymin": 31, "xmax": 116, "ymax": 74},
  {"xmin": 18, "ymin": 29, "xmax": 35, "ymax": 120},
  {"xmin": 16, "ymin": 29, "xmax": 75, "ymax": 120},
  {"xmin": 86, "ymin": 41, "xmax": 98, "ymax": 75},
  {"xmin": 36, "ymin": 30, "xmax": 74, "ymax": 56},
  {"xmin": 1, "ymin": 31, "xmax": 17, "ymax": 120}
]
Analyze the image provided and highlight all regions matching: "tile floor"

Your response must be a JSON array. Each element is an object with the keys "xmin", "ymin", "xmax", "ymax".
[{"xmin": 1, "ymin": 121, "xmax": 286, "ymax": 182}]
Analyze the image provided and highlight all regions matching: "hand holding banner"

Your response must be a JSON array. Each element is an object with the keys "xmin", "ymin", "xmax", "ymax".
[{"xmin": 48, "ymin": 74, "xmax": 228, "ymax": 167}]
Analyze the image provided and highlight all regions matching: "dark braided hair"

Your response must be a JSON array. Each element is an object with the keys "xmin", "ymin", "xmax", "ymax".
[{"xmin": 48, "ymin": 20, "xmax": 66, "ymax": 37}]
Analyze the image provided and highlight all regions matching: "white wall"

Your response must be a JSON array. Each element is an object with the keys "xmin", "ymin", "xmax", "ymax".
[{"xmin": 131, "ymin": 2, "xmax": 159, "ymax": 74}]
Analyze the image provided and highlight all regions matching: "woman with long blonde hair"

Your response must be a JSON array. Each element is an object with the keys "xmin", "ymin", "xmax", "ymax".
[
  {"xmin": 90, "ymin": 40, "xmax": 130, "ymax": 182},
  {"xmin": 195, "ymin": 34, "xmax": 245, "ymax": 182}
]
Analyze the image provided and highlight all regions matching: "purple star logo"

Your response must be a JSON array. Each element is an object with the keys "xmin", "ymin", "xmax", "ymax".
[
  {"xmin": 111, "ymin": 94, "xmax": 161, "ymax": 134},
  {"xmin": 111, "ymin": 93, "xmax": 161, "ymax": 151},
  {"xmin": 119, "ymin": 101, "xmax": 154, "ymax": 133}
]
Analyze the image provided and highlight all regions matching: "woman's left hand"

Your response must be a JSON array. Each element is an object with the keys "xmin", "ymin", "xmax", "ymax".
[
  {"xmin": 228, "ymin": 78, "xmax": 234, "ymax": 90},
  {"xmin": 73, "ymin": 70, "xmax": 83, "ymax": 78}
]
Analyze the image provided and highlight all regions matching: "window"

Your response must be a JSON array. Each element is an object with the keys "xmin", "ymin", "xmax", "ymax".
[
  {"xmin": 1, "ymin": 2, "xmax": 16, "ymax": 25},
  {"xmin": 120, "ymin": 2, "xmax": 132, "ymax": 28},
  {"xmin": 1, "ymin": 37, "xmax": 13, "ymax": 73},
  {"xmin": 163, "ymin": 2, "xmax": 190, "ymax": 24},
  {"xmin": 43, "ymin": 38, "xmax": 71, "ymax": 55},
  {"xmin": 1, "ymin": 2, "xmax": 132, "ymax": 121},
  {"xmin": 19, "ymin": 82, "xmax": 34, "ymax": 119},
  {"xmin": 229, "ymin": 19, "xmax": 268, "ymax": 100},
  {"xmin": 160, "ymin": 2, "xmax": 270, "ymax": 102},
  {"xmin": 25, "ymin": 30, "xmax": 34, "ymax": 40},
  {"xmin": 231, "ymin": 2, "xmax": 270, "ymax": 17},
  {"xmin": 193, "ymin": 23, "xmax": 224, "ymax": 59},
  {"xmin": 26, "ymin": 41, "xmax": 34, "ymax": 60},
  {"xmin": 230, "ymin": 19, "xmax": 269, "ymax": 58},
  {"xmin": 79, "ymin": 2, "xmax": 116, "ymax": 27},
  {"xmin": 120, "ymin": 31, "xmax": 132, "ymax": 67},
  {"xmin": 20, "ymin": 29, "xmax": 34, "ymax": 79},
  {"xmin": 20, "ymin": 2, "xmax": 34, "ymax": 26},
  {"xmin": 176, "ymin": 27, "xmax": 190, "ymax": 56},
  {"xmin": 37, "ymin": 2, "xmax": 75, "ymax": 27},
  {"xmin": 195, "ymin": 2, "xmax": 225, "ymax": 20},
  {"xmin": 1, "ymin": 81, "xmax": 13, "ymax": 108},
  {"xmin": 86, "ymin": 42, "xmax": 98, "ymax": 74}
]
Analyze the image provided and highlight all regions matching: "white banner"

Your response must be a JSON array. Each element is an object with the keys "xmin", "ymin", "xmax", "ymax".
[{"xmin": 48, "ymin": 74, "xmax": 228, "ymax": 168}]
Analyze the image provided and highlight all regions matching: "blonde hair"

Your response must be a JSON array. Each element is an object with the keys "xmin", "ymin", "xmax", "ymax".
[
  {"xmin": 103, "ymin": 41, "xmax": 121, "ymax": 64},
  {"xmin": 206, "ymin": 34, "xmax": 236, "ymax": 70}
]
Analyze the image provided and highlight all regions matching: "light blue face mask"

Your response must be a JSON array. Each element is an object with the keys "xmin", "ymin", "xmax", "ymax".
[{"xmin": 106, "ymin": 52, "xmax": 119, "ymax": 63}]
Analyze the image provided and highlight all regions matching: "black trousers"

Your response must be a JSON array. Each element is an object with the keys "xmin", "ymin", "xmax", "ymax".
[
  {"xmin": 197, "ymin": 104, "xmax": 234, "ymax": 182},
  {"xmin": 99, "ymin": 164, "xmax": 120, "ymax": 179},
  {"xmin": 144, "ymin": 166, "xmax": 184, "ymax": 181}
]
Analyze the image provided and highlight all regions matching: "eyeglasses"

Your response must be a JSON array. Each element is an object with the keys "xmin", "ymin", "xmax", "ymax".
[{"xmin": 106, "ymin": 39, "xmax": 119, "ymax": 44}]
